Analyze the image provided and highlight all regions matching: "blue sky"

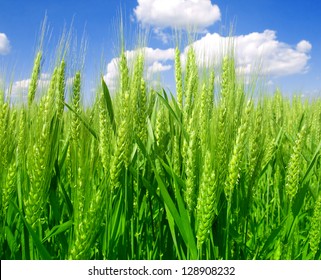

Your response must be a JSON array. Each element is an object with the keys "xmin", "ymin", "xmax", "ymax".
[{"xmin": 0, "ymin": 0, "xmax": 320, "ymax": 99}]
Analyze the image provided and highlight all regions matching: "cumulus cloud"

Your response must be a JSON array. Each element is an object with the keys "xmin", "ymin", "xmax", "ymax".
[
  {"xmin": 0, "ymin": 33, "xmax": 11, "ymax": 55},
  {"xmin": 147, "ymin": 61, "xmax": 172, "ymax": 78},
  {"xmin": 10, "ymin": 79, "xmax": 34, "ymax": 102},
  {"xmin": 104, "ymin": 30, "xmax": 312, "ymax": 92},
  {"xmin": 10, "ymin": 72, "xmax": 82, "ymax": 101},
  {"xmin": 11, "ymin": 73, "xmax": 51, "ymax": 96},
  {"xmin": 184, "ymin": 30, "xmax": 312, "ymax": 77},
  {"xmin": 144, "ymin": 47, "xmax": 175, "ymax": 62},
  {"xmin": 104, "ymin": 47, "xmax": 175, "ymax": 92},
  {"xmin": 104, "ymin": 60, "xmax": 119, "ymax": 92},
  {"xmin": 134, "ymin": 0, "xmax": 221, "ymax": 30},
  {"xmin": 296, "ymin": 40, "xmax": 312, "ymax": 53}
]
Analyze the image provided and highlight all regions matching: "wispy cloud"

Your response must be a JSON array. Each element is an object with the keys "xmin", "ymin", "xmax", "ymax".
[{"xmin": 153, "ymin": 27, "xmax": 171, "ymax": 44}]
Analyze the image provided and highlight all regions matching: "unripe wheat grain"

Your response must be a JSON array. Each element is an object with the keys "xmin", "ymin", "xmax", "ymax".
[
  {"xmin": 71, "ymin": 71, "xmax": 81, "ymax": 143},
  {"xmin": 224, "ymin": 100, "xmax": 252, "ymax": 201},
  {"xmin": 309, "ymin": 194, "xmax": 321, "ymax": 257},
  {"xmin": 27, "ymin": 51, "xmax": 42, "ymax": 107},
  {"xmin": 285, "ymin": 125, "xmax": 306, "ymax": 201},
  {"xmin": 196, "ymin": 150, "xmax": 216, "ymax": 248}
]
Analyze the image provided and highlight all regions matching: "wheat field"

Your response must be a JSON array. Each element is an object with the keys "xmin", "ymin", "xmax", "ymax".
[{"xmin": 0, "ymin": 39, "xmax": 321, "ymax": 260}]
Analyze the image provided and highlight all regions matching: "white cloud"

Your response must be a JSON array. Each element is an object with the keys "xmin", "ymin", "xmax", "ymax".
[
  {"xmin": 10, "ymin": 79, "xmax": 31, "ymax": 102},
  {"xmin": 144, "ymin": 47, "xmax": 175, "ymax": 62},
  {"xmin": 147, "ymin": 61, "xmax": 172, "ymax": 78},
  {"xmin": 104, "ymin": 30, "xmax": 312, "ymax": 93},
  {"xmin": 148, "ymin": 61, "xmax": 172, "ymax": 73},
  {"xmin": 267, "ymin": 80, "xmax": 274, "ymax": 86},
  {"xmin": 153, "ymin": 27, "xmax": 170, "ymax": 44},
  {"xmin": 104, "ymin": 59, "xmax": 119, "ymax": 92},
  {"xmin": 40, "ymin": 73, "xmax": 51, "ymax": 80},
  {"xmin": 20, "ymin": 74, "xmax": 52, "ymax": 88},
  {"xmin": 11, "ymin": 74, "xmax": 51, "ymax": 97},
  {"xmin": 104, "ymin": 47, "xmax": 175, "ymax": 92},
  {"xmin": 296, "ymin": 40, "xmax": 312, "ymax": 53},
  {"xmin": 134, "ymin": 0, "xmax": 221, "ymax": 30},
  {"xmin": 12, "ymin": 79, "xmax": 30, "ymax": 92},
  {"xmin": 0, "ymin": 33, "xmax": 11, "ymax": 55},
  {"xmin": 184, "ymin": 30, "xmax": 312, "ymax": 77},
  {"xmin": 10, "ymin": 72, "xmax": 78, "ymax": 99}
]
